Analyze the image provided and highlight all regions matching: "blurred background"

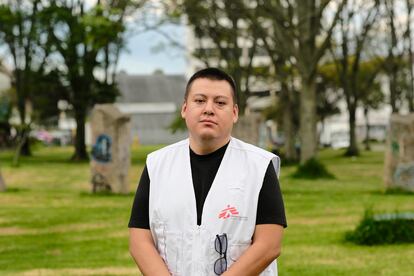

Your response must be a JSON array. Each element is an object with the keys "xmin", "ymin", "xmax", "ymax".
[{"xmin": 0, "ymin": 0, "xmax": 413, "ymax": 275}]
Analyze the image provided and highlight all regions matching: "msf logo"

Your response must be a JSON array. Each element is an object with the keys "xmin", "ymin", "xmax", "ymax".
[{"xmin": 219, "ymin": 205, "xmax": 239, "ymax": 219}]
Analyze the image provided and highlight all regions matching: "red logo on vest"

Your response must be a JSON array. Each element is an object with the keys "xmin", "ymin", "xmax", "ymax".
[{"xmin": 219, "ymin": 205, "xmax": 239, "ymax": 219}]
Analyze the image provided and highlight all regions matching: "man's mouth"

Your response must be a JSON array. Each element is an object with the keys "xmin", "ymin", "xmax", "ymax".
[{"xmin": 200, "ymin": 119, "xmax": 217, "ymax": 125}]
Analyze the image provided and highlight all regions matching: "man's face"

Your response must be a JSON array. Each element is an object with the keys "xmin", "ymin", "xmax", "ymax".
[{"xmin": 181, "ymin": 78, "xmax": 239, "ymax": 144}]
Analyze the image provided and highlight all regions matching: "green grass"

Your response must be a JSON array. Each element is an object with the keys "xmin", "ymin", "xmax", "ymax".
[{"xmin": 1, "ymin": 145, "xmax": 413, "ymax": 275}]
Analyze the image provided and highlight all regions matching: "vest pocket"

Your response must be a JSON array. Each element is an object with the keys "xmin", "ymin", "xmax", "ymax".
[
  {"xmin": 152, "ymin": 222, "xmax": 167, "ymax": 261},
  {"xmin": 165, "ymin": 231, "xmax": 183, "ymax": 275}
]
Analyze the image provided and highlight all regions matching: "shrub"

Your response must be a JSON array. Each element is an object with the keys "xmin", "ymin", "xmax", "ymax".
[
  {"xmin": 346, "ymin": 209, "xmax": 414, "ymax": 245},
  {"xmin": 291, "ymin": 158, "xmax": 335, "ymax": 179},
  {"xmin": 384, "ymin": 188, "xmax": 414, "ymax": 195}
]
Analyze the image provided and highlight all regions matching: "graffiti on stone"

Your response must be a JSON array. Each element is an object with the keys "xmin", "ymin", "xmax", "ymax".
[
  {"xmin": 91, "ymin": 134, "xmax": 112, "ymax": 163},
  {"xmin": 393, "ymin": 163, "xmax": 414, "ymax": 189},
  {"xmin": 90, "ymin": 104, "xmax": 131, "ymax": 194},
  {"xmin": 91, "ymin": 172, "xmax": 112, "ymax": 193},
  {"xmin": 391, "ymin": 140, "xmax": 399, "ymax": 156},
  {"xmin": 384, "ymin": 114, "xmax": 414, "ymax": 192}
]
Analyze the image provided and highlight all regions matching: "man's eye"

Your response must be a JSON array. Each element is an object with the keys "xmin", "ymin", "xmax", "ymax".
[
  {"xmin": 195, "ymin": 99, "xmax": 204, "ymax": 103},
  {"xmin": 217, "ymin": 101, "xmax": 226, "ymax": 106}
]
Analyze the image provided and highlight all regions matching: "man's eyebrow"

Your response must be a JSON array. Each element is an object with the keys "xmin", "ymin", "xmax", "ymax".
[{"xmin": 191, "ymin": 94, "xmax": 230, "ymax": 100}]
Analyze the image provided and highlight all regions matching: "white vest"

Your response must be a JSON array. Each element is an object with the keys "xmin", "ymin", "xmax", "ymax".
[{"xmin": 147, "ymin": 137, "xmax": 280, "ymax": 276}]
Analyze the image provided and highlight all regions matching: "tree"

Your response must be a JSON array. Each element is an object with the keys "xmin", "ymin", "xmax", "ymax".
[
  {"xmin": 44, "ymin": 0, "xmax": 137, "ymax": 160},
  {"xmin": 256, "ymin": 0, "xmax": 346, "ymax": 163},
  {"xmin": 315, "ymin": 69, "xmax": 342, "ymax": 143},
  {"xmin": 329, "ymin": 0, "xmax": 380, "ymax": 156},
  {"xmin": 0, "ymin": 90, "xmax": 12, "ymax": 147},
  {"xmin": 278, "ymin": 73, "xmax": 300, "ymax": 161},
  {"xmin": 172, "ymin": 0, "xmax": 261, "ymax": 114},
  {"xmin": 0, "ymin": 0, "xmax": 50, "ymax": 156},
  {"xmin": 0, "ymin": 59, "xmax": 12, "ymax": 146},
  {"xmin": 383, "ymin": 0, "xmax": 409, "ymax": 113},
  {"xmin": 360, "ymin": 77, "xmax": 384, "ymax": 151},
  {"xmin": 253, "ymin": 12, "xmax": 300, "ymax": 161},
  {"xmin": 30, "ymin": 69, "xmax": 69, "ymax": 126},
  {"xmin": 262, "ymin": 82, "xmax": 300, "ymax": 162},
  {"xmin": 404, "ymin": 0, "xmax": 414, "ymax": 112}
]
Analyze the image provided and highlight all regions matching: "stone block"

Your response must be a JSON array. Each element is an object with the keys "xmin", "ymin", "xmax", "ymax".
[
  {"xmin": 90, "ymin": 104, "xmax": 131, "ymax": 194},
  {"xmin": 384, "ymin": 114, "xmax": 414, "ymax": 192}
]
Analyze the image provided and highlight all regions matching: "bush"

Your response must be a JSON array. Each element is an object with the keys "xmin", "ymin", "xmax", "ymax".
[
  {"xmin": 346, "ymin": 209, "xmax": 414, "ymax": 245},
  {"xmin": 291, "ymin": 158, "xmax": 334, "ymax": 179},
  {"xmin": 384, "ymin": 187, "xmax": 414, "ymax": 195}
]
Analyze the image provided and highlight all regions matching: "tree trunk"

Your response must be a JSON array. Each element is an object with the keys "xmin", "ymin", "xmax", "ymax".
[
  {"xmin": 20, "ymin": 127, "xmax": 31, "ymax": 156},
  {"xmin": 284, "ymin": 109, "xmax": 297, "ymax": 161},
  {"xmin": 0, "ymin": 168, "xmax": 6, "ymax": 192},
  {"xmin": 345, "ymin": 105, "xmax": 359, "ymax": 156},
  {"xmin": 408, "ymin": 52, "xmax": 414, "ymax": 112},
  {"xmin": 16, "ymin": 96, "xmax": 31, "ymax": 157},
  {"xmin": 72, "ymin": 108, "xmax": 89, "ymax": 161},
  {"xmin": 406, "ymin": 0, "xmax": 414, "ymax": 112},
  {"xmin": 281, "ymin": 86, "xmax": 297, "ymax": 161},
  {"xmin": 387, "ymin": 0, "xmax": 400, "ymax": 114},
  {"xmin": 364, "ymin": 106, "xmax": 371, "ymax": 151},
  {"xmin": 299, "ymin": 78, "xmax": 317, "ymax": 163},
  {"xmin": 232, "ymin": 69, "xmax": 245, "ymax": 115},
  {"xmin": 389, "ymin": 68, "xmax": 399, "ymax": 113},
  {"xmin": 13, "ymin": 125, "xmax": 31, "ymax": 166},
  {"xmin": 16, "ymin": 125, "xmax": 31, "ymax": 156}
]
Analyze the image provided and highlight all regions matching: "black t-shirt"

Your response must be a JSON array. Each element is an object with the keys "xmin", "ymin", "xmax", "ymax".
[{"xmin": 128, "ymin": 143, "xmax": 287, "ymax": 228}]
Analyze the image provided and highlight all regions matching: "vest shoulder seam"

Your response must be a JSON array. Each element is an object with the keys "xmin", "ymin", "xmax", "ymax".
[
  {"xmin": 229, "ymin": 139, "xmax": 277, "ymax": 160},
  {"xmin": 148, "ymin": 139, "xmax": 188, "ymax": 158}
]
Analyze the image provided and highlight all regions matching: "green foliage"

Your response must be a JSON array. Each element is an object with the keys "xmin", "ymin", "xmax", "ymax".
[
  {"xmin": 384, "ymin": 187, "xmax": 414, "ymax": 195},
  {"xmin": 168, "ymin": 110, "xmax": 186, "ymax": 134},
  {"xmin": 346, "ymin": 209, "xmax": 414, "ymax": 245},
  {"xmin": 0, "ymin": 94, "xmax": 11, "ymax": 123},
  {"xmin": 92, "ymin": 81, "xmax": 120, "ymax": 104},
  {"xmin": 318, "ymin": 57, "xmax": 385, "ymax": 113},
  {"xmin": 0, "ymin": 93, "xmax": 12, "ymax": 147},
  {"xmin": 38, "ymin": 1, "xmax": 136, "ymax": 160},
  {"xmin": 292, "ymin": 158, "xmax": 335, "ymax": 179},
  {"xmin": 30, "ymin": 70, "xmax": 69, "ymax": 125}
]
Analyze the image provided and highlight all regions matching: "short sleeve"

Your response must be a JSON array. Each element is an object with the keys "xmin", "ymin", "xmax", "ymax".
[
  {"xmin": 256, "ymin": 161, "xmax": 287, "ymax": 227},
  {"xmin": 128, "ymin": 165, "xmax": 150, "ymax": 229}
]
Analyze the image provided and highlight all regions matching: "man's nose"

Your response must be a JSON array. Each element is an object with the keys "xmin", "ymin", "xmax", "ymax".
[{"xmin": 203, "ymin": 100, "xmax": 214, "ymax": 115}]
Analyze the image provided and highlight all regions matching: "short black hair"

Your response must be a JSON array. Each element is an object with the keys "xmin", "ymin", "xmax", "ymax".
[{"xmin": 185, "ymin": 67, "xmax": 237, "ymax": 104}]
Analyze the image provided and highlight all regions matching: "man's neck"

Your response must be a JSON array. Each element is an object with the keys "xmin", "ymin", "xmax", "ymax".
[{"xmin": 189, "ymin": 136, "xmax": 231, "ymax": 155}]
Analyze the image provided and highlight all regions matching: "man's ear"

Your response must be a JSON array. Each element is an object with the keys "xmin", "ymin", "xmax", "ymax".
[
  {"xmin": 181, "ymin": 101, "xmax": 187, "ymax": 119},
  {"xmin": 233, "ymin": 104, "xmax": 239, "ymax": 123}
]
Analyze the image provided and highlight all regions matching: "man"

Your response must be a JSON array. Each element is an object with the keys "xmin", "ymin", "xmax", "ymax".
[{"xmin": 129, "ymin": 68, "xmax": 287, "ymax": 275}]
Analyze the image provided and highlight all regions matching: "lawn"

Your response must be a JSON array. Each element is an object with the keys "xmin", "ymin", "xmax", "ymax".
[{"xmin": 0, "ymin": 144, "xmax": 413, "ymax": 276}]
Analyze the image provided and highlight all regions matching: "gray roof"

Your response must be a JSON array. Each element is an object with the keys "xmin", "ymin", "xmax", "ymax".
[
  {"xmin": 129, "ymin": 113, "xmax": 187, "ymax": 145},
  {"xmin": 114, "ymin": 72, "xmax": 188, "ymax": 145},
  {"xmin": 116, "ymin": 72, "xmax": 186, "ymax": 106}
]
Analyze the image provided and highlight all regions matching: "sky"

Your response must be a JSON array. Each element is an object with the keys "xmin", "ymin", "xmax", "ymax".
[
  {"xmin": 113, "ymin": 0, "xmax": 188, "ymax": 76},
  {"xmin": 0, "ymin": 0, "xmax": 187, "ymax": 78},
  {"xmin": 0, "ymin": 24, "xmax": 187, "ymax": 79},
  {"xmin": 117, "ymin": 24, "xmax": 187, "ymax": 76}
]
